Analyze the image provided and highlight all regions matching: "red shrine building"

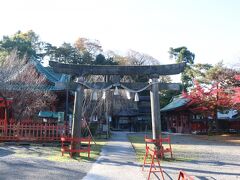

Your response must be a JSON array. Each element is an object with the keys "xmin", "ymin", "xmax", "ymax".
[{"xmin": 161, "ymin": 96, "xmax": 240, "ymax": 134}]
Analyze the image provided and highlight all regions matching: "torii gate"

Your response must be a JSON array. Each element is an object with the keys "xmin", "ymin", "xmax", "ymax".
[{"xmin": 49, "ymin": 61, "xmax": 185, "ymax": 147}]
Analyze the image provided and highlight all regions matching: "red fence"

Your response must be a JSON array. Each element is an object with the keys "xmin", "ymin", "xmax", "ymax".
[{"xmin": 0, "ymin": 121, "xmax": 70, "ymax": 142}]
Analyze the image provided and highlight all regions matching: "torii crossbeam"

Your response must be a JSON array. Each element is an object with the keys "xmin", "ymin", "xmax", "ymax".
[{"xmin": 49, "ymin": 61, "xmax": 185, "ymax": 76}]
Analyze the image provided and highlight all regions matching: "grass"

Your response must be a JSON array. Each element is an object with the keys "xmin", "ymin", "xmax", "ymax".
[
  {"xmin": 127, "ymin": 134, "xmax": 194, "ymax": 163},
  {"xmin": 127, "ymin": 135, "xmax": 149, "ymax": 162},
  {"xmin": 13, "ymin": 139, "xmax": 107, "ymax": 162}
]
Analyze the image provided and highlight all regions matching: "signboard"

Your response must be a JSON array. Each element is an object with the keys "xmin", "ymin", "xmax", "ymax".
[{"xmin": 58, "ymin": 112, "xmax": 64, "ymax": 124}]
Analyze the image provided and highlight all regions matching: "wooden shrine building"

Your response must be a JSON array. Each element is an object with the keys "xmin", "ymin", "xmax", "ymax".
[{"xmin": 161, "ymin": 95, "xmax": 240, "ymax": 134}]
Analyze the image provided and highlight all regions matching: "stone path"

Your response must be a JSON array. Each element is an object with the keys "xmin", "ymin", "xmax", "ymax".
[{"xmin": 83, "ymin": 131, "xmax": 145, "ymax": 180}]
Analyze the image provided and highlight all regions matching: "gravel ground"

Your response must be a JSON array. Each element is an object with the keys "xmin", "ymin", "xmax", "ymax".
[
  {"xmin": 139, "ymin": 133, "xmax": 240, "ymax": 180},
  {"xmin": 0, "ymin": 144, "xmax": 93, "ymax": 180}
]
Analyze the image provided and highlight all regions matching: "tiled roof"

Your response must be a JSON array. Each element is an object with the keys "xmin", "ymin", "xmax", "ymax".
[
  {"xmin": 160, "ymin": 96, "xmax": 190, "ymax": 112},
  {"xmin": 33, "ymin": 60, "xmax": 69, "ymax": 90}
]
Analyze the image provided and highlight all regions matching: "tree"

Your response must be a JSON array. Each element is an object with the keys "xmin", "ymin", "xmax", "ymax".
[
  {"xmin": 104, "ymin": 49, "xmax": 163, "ymax": 83},
  {"xmin": 169, "ymin": 46, "xmax": 195, "ymax": 64},
  {"xmin": 184, "ymin": 64, "xmax": 238, "ymax": 129},
  {"xmin": 185, "ymin": 63, "xmax": 212, "ymax": 83},
  {"xmin": 0, "ymin": 30, "xmax": 42, "ymax": 60},
  {"xmin": 45, "ymin": 38, "xmax": 110, "ymax": 65},
  {"xmin": 232, "ymin": 75, "xmax": 240, "ymax": 105},
  {"xmin": 205, "ymin": 62, "xmax": 240, "ymax": 130},
  {"xmin": 74, "ymin": 37, "xmax": 102, "ymax": 64},
  {"xmin": 126, "ymin": 49, "xmax": 160, "ymax": 66},
  {"xmin": 94, "ymin": 54, "xmax": 118, "ymax": 65},
  {"xmin": 205, "ymin": 61, "xmax": 238, "ymax": 87},
  {"xmin": 183, "ymin": 81, "xmax": 232, "ymax": 134},
  {"xmin": 0, "ymin": 51, "xmax": 56, "ymax": 120},
  {"xmin": 169, "ymin": 46, "xmax": 195, "ymax": 90},
  {"xmin": 183, "ymin": 62, "xmax": 240, "ymax": 133},
  {"xmin": 75, "ymin": 37, "xmax": 102, "ymax": 55},
  {"xmin": 44, "ymin": 42, "xmax": 83, "ymax": 64},
  {"xmin": 124, "ymin": 50, "xmax": 160, "ymax": 82},
  {"xmin": 105, "ymin": 50, "xmax": 128, "ymax": 65}
]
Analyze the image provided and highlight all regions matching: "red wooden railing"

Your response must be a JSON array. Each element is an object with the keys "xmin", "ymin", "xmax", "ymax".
[{"xmin": 0, "ymin": 120, "xmax": 70, "ymax": 142}]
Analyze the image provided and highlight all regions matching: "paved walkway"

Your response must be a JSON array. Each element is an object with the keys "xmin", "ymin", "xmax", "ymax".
[{"xmin": 83, "ymin": 131, "xmax": 145, "ymax": 180}]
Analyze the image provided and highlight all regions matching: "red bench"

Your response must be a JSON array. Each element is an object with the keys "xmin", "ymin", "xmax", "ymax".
[
  {"xmin": 61, "ymin": 136, "xmax": 91, "ymax": 158},
  {"xmin": 159, "ymin": 135, "xmax": 173, "ymax": 159},
  {"xmin": 142, "ymin": 135, "xmax": 173, "ymax": 161}
]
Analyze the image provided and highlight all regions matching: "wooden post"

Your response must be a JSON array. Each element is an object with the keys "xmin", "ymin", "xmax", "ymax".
[
  {"xmin": 65, "ymin": 81, "xmax": 69, "ymax": 122},
  {"xmin": 65, "ymin": 75, "xmax": 71, "ymax": 124},
  {"xmin": 4, "ymin": 107, "xmax": 8, "ymax": 135},
  {"xmin": 150, "ymin": 77, "xmax": 161, "ymax": 140},
  {"xmin": 104, "ymin": 75, "xmax": 110, "ymax": 138},
  {"xmin": 71, "ymin": 81, "xmax": 84, "ymax": 156}
]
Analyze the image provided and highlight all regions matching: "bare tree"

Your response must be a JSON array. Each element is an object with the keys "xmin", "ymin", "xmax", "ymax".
[
  {"xmin": 105, "ymin": 49, "xmax": 160, "ymax": 66},
  {"xmin": 0, "ymin": 51, "xmax": 56, "ymax": 121},
  {"xmin": 74, "ymin": 37, "xmax": 102, "ymax": 56},
  {"xmin": 126, "ymin": 50, "xmax": 160, "ymax": 66}
]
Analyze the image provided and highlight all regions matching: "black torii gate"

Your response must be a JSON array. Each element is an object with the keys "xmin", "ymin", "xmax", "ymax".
[{"xmin": 49, "ymin": 61, "xmax": 185, "ymax": 149}]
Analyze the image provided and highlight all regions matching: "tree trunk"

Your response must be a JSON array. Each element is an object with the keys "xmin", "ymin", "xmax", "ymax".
[
  {"xmin": 215, "ymin": 84, "xmax": 219, "ymax": 133},
  {"xmin": 208, "ymin": 120, "xmax": 212, "ymax": 135},
  {"xmin": 215, "ymin": 111, "xmax": 219, "ymax": 134}
]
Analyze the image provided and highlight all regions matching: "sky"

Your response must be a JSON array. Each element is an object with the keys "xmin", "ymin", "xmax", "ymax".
[{"xmin": 0, "ymin": 0, "xmax": 240, "ymax": 67}]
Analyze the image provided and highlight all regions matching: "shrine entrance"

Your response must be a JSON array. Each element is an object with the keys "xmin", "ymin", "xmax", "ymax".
[{"xmin": 49, "ymin": 61, "xmax": 185, "ymax": 142}]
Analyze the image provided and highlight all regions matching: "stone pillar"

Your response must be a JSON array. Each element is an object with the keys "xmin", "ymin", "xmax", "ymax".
[
  {"xmin": 71, "ymin": 81, "xmax": 84, "ymax": 155},
  {"xmin": 150, "ymin": 76, "xmax": 161, "ymax": 140}
]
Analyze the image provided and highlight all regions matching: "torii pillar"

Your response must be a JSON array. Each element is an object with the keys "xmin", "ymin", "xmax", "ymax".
[
  {"xmin": 150, "ymin": 76, "xmax": 161, "ymax": 139},
  {"xmin": 71, "ymin": 79, "xmax": 84, "ymax": 153}
]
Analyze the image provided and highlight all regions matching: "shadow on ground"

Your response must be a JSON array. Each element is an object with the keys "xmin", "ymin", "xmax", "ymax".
[{"xmin": 0, "ymin": 147, "xmax": 14, "ymax": 157}]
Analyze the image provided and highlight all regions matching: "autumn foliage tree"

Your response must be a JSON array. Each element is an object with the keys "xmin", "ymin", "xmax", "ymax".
[
  {"xmin": 232, "ymin": 75, "xmax": 240, "ymax": 105},
  {"xmin": 183, "ymin": 81, "xmax": 233, "ymax": 133},
  {"xmin": 182, "ymin": 62, "xmax": 240, "ymax": 133}
]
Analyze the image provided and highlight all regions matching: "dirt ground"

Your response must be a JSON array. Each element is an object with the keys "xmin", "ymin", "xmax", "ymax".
[
  {"xmin": 194, "ymin": 134, "xmax": 240, "ymax": 144},
  {"xmin": 152, "ymin": 133, "xmax": 240, "ymax": 180}
]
